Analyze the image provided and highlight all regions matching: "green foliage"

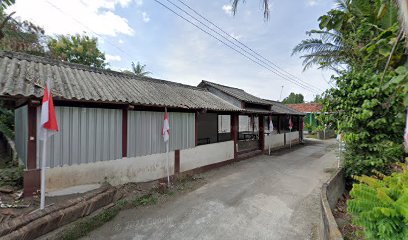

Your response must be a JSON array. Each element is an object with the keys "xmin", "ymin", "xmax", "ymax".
[
  {"xmin": 48, "ymin": 34, "xmax": 106, "ymax": 68},
  {"xmin": 0, "ymin": 165, "xmax": 23, "ymax": 187},
  {"xmin": 295, "ymin": 0, "xmax": 407, "ymax": 179},
  {"xmin": 0, "ymin": 106, "xmax": 14, "ymax": 139},
  {"xmin": 324, "ymin": 67, "xmax": 406, "ymax": 177},
  {"xmin": 123, "ymin": 61, "xmax": 152, "ymax": 77},
  {"xmin": 348, "ymin": 167, "xmax": 408, "ymax": 240},
  {"xmin": 0, "ymin": 12, "xmax": 46, "ymax": 55},
  {"xmin": 282, "ymin": 92, "xmax": 304, "ymax": 104}
]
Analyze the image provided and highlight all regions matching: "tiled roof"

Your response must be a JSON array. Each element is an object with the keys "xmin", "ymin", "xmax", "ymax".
[
  {"xmin": 198, "ymin": 80, "xmax": 271, "ymax": 105},
  {"xmin": 286, "ymin": 103, "xmax": 322, "ymax": 113},
  {"xmin": 0, "ymin": 51, "xmax": 241, "ymax": 112},
  {"xmin": 263, "ymin": 100, "xmax": 304, "ymax": 115}
]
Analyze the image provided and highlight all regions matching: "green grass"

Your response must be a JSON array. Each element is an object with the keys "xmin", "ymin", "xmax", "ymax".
[{"xmin": 60, "ymin": 194, "xmax": 157, "ymax": 240}]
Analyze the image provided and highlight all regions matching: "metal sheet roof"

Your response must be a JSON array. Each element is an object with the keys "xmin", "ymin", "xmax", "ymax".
[
  {"xmin": 286, "ymin": 103, "xmax": 322, "ymax": 113},
  {"xmin": 198, "ymin": 80, "xmax": 271, "ymax": 105},
  {"xmin": 264, "ymin": 99, "xmax": 304, "ymax": 115},
  {"xmin": 0, "ymin": 51, "xmax": 240, "ymax": 112}
]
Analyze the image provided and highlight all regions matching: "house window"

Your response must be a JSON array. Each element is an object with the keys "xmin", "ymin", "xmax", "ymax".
[
  {"xmin": 238, "ymin": 115, "xmax": 259, "ymax": 140},
  {"xmin": 197, "ymin": 113, "xmax": 232, "ymax": 145},
  {"xmin": 218, "ymin": 115, "xmax": 231, "ymax": 142}
]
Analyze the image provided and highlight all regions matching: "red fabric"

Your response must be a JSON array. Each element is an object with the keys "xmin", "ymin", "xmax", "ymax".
[
  {"xmin": 42, "ymin": 87, "xmax": 59, "ymax": 131},
  {"xmin": 289, "ymin": 117, "xmax": 293, "ymax": 130}
]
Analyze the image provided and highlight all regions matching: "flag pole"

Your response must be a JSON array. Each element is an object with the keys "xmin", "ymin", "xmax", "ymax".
[
  {"xmin": 166, "ymin": 141, "xmax": 170, "ymax": 186},
  {"xmin": 40, "ymin": 131, "xmax": 47, "ymax": 209},
  {"xmin": 289, "ymin": 128, "xmax": 291, "ymax": 149}
]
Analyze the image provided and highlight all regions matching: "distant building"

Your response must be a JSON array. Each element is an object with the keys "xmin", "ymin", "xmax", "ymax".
[{"xmin": 286, "ymin": 103, "xmax": 322, "ymax": 132}]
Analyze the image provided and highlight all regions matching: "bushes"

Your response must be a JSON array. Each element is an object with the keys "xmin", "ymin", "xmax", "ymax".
[
  {"xmin": 0, "ymin": 106, "xmax": 14, "ymax": 139},
  {"xmin": 348, "ymin": 165, "xmax": 408, "ymax": 239}
]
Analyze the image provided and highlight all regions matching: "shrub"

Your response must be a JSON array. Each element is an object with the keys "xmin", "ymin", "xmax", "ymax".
[{"xmin": 348, "ymin": 165, "xmax": 408, "ymax": 239}]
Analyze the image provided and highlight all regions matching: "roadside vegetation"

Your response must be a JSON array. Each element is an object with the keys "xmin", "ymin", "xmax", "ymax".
[{"xmin": 291, "ymin": 0, "xmax": 408, "ymax": 238}]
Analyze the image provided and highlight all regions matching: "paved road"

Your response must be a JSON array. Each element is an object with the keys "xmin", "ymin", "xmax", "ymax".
[{"xmin": 85, "ymin": 139, "xmax": 338, "ymax": 240}]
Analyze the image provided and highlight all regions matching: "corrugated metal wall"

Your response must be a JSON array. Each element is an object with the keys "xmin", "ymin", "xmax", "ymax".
[
  {"xmin": 127, "ymin": 111, "xmax": 195, "ymax": 157},
  {"xmin": 14, "ymin": 105, "xmax": 28, "ymax": 166},
  {"xmin": 37, "ymin": 106, "xmax": 122, "ymax": 168}
]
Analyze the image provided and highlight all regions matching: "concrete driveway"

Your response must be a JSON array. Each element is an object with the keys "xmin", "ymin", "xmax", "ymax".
[{"xmin": 85, "ymin": 139, "xmax": 338, "ymax": 240}]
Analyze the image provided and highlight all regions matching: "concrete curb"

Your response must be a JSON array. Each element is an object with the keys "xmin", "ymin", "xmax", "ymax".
[
  {"xmin": 320, "ymin": 168, "xmax": 344, "ymax": 240},
  {"xmin": 0, "ymin": 186, "xmax": 116, "ymax": 240}
]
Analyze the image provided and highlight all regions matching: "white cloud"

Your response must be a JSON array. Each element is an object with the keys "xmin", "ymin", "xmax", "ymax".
[
  {"xmin": 222, "ymin": 4, "xmax": 233, "ymax": 15},
  {"xmin": 135, "ymin": 0, "xmax": 143, "ymax": 6},
  {"xmin": 142, "ymin": 12, "xmax": 150, "ymax": 23},
  {"xmin": 118, "ymin": 39, "xmax": 124, "ymax": 44},
  {"xmin": 8, "ymin": 0, "xmax": 134, "ymax": 36},
  {"xmin": 307, "ymin": 0, "xmax": 320, "ymax": 6},
  {"xmin": 106, "ymin": 54, "xmax": 122, "ymax": 62},
  {"xmin": 230, "ymin": 32, "xmax": 242, "ymax": 40}
]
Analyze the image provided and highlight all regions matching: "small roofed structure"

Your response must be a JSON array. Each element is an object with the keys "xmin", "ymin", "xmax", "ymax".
[
  {"xmin": 286, "ymin": 103, "xmax": 323, "ymax": 132},
  {"xmin": 198, "ymin": 80, "xmax": 304, "ymax": 156}
]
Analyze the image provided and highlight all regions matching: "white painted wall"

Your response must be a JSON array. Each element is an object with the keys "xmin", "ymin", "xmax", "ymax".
[
  {"xmin": 287, "ymin": 131, "xmax": 300, "ymax": 144},
  {"xmin": 46, "ymin": 152, "xmax": 175, "ymax": 191},
  {"xmin": 264, "ymin": 133, "xmax": 285, "ymax": 150},
  {"xmin": 180, "ymin": 141, "xmax": 234, "ymax": 172}
]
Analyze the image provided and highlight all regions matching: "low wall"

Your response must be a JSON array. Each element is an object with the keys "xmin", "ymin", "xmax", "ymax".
[
  {"xmin": 318, "ymin": 129, "xmax": 336, "ymax": 139},
  {"xmin": 320, "ymin": 168, "xmax": 345, "ymax": 240},
  {"xmin": 264, "ymin": 133, "xmax": 285, "ymax": 150},
  {"xmin": 286, "ymin": 131, "xmax": 300, "ymax": 144},
  {"xmin": 180, "ymin": 141, "xmax": 234, "ymax": 172},
  {"xmin": 46, "ymin": 152, "xmax": 175, "ymax": 191}
]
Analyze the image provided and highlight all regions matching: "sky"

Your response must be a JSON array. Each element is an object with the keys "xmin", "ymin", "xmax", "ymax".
[{"xmin": 8, "ymin": 0, "xmax": 336, "ymax": 101}]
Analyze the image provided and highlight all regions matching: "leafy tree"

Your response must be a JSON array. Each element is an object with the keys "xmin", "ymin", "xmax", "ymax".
[
  {"xmin": 123, "ymin": 61, "xmax": 151, "ymax": 77},
  {"xmin": 48, "ymin": 34, "xmax": 106, "ymax": 68},
  {"xmin": 312, "ymin": 94, "xmax": 323, "ymax": 103},
  {"xmin": 0, "ymin": 10, "xmax": 46, "ymax": 55},
  {"xmin": 282, "ymin": 92, "xmax": 304, "ymax": 104}
]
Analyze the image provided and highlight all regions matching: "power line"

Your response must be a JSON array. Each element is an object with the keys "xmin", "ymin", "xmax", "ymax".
[
  {"xmin": 164, "ymin": 0, "xmax": 320, "ymax": 93},
  {"xmin": 154, "ymin": 0, "xmax": 319, "ymax": 93},
  {"xmin": 175, "ymin": 0, "xmax": 323, "ymax": 93},
  {"xmin": 44, "ymin": 0, "xmax": 136, "ymax": 63},
  {"xmin": 165, "ymin": 0, "xmax": 319, "ymax": 93}
]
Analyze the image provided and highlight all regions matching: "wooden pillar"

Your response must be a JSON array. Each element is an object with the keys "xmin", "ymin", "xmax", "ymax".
[
  {"xmin": 122, "ymin": 108, "xmax": 128, "ymax": 158},
  {"xmin": 24, "ymin": 103, "xmax": 40, "ymax": 197},
  {"xmin": 259, "ymin": 115, "xmax": 265, "ymax": 151},
  {"xmin": 231, "ymin": 113, "xmax": 239, "ymax": 159}
]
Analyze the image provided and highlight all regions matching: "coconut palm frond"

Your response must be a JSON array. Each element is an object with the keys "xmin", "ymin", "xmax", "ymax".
[
  {"xmin": 307, "ymin": 30, "xmax": 343, "ymax": 45},
  {"xmin": 292, "ymin": 39, "xmax": 342, "ymax": 56},
  {"xmin": 232, "ymin": 0, "xmax": 270, "ymax": 19}
]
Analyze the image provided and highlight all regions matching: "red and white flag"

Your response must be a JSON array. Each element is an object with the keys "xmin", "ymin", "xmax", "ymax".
[
  {"xmin": 289, "ymin": 117, "xmax": 293, "ymax": 130},
  {"xmin": 162, "ymin": 108, "xmax": 170, "ymax": 142},
  {"xmin": 39, "ymin": 82, "xmax": 58, "ymax": 140}
]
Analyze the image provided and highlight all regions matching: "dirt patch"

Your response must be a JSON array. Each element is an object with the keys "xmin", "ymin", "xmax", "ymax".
[
  {"xmin": 333, "ymin": 193, "xmax": 364, "ymax": 240},
  {"xmin": 38, "ymin": 175, "xmax": 207, "ymax": 240}
]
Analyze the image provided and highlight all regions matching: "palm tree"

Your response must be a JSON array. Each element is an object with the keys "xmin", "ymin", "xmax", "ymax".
[
  {"xmin": 292, "ymin": 30, "xmax": 347, "ymax": 72},
  {"xmin": 231, "ymin": 0, "xmax": 270, "ymax": 19},
  {"xmin": 123, "ymin": 61, "xmax": 151, "ymax": 77}
]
